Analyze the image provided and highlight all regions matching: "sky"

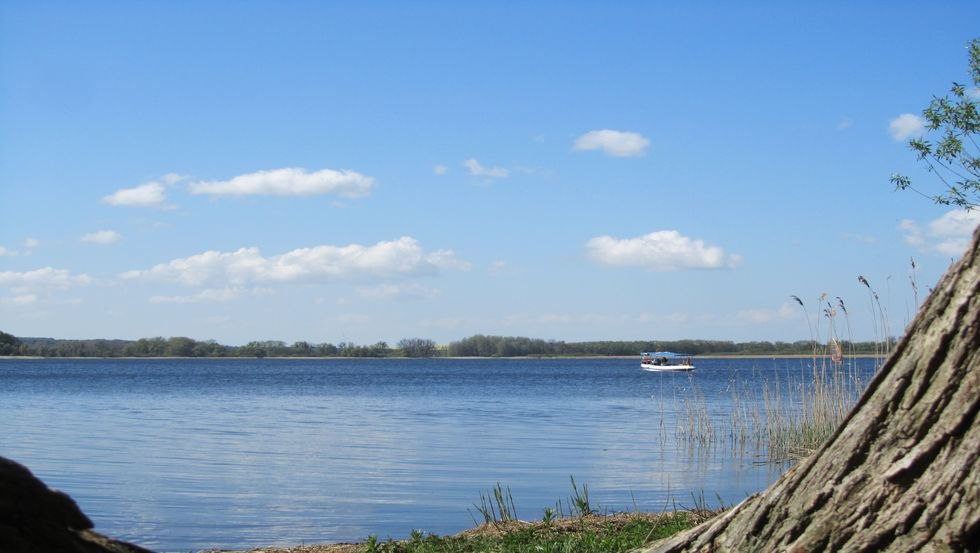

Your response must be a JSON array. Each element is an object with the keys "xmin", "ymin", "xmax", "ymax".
[{"xmin": 1, "ymin": 1, "xmax": 979, "ymax": 346}]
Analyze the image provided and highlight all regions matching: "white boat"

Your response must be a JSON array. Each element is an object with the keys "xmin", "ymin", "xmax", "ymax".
[{"xmin": 640, "ymin": 351, "xmax": 695, "ymax": 372}]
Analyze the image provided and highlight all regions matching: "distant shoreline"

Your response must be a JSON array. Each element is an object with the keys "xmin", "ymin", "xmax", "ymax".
[
  {"xmin": 5, "ymin": 334, "xmax": 898, "ymax": 360},
  {"xmin": 0, "ymin": 353, "xmax": 886, "ymax": 360}
]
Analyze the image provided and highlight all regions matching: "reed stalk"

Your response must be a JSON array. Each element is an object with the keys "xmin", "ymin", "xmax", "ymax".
[
  {"xmin": 471, "ymin": 482, "xmax": 518, "ymax": 525},
  {"xmin": 671, "ymin": 354, "xmax": 872, "ymax": 463}
]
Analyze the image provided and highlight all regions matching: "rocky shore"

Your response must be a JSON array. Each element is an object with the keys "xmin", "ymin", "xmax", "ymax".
[{"xmin": 0, "ymin": 456, "xmax": 151, "ymax": 553}]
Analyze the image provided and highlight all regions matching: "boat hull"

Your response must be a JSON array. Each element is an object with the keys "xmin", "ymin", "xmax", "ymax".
[{"xmin": 641, "ymin": 364, "xmax": 694, "ymax": 372}]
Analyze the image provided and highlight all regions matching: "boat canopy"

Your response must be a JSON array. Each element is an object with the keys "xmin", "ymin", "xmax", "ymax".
[{"xmin": 641, "ymin": 351, "xmax": 694, "ymax": 357}]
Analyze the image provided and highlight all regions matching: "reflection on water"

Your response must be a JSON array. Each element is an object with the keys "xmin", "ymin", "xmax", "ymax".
[{"xmin": 0, "ymin": 357, "xmax": 877, "ymax": 552}]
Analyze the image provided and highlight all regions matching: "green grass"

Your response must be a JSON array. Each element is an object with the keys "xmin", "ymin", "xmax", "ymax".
[
  {"xmin": 356, "ymin": 479, "xmax": 713, "ymax": 553},
  {"xmin": 362, "ymin": 511, "xmax": 705, "ymax": 553}
]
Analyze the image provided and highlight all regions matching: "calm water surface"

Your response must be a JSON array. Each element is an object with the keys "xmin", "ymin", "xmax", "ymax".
[{"xmin": 0, "ymin": 357, "xmax": 878, "ymax": 552}]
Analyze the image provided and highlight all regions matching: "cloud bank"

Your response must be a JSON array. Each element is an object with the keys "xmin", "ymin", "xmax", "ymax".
[
  {"xmin": 586, "ymin": 230, "xmax": 741, "ymax": 271},
  {"xmin": 122, "ymin": 237, "xmax": 470, "ymax": 287},
  {"xmin": 0, "ymin": 267, "xmax": 92, "ymax": 291},
  {"xmin": 574, "ymin": 129, "xmax": 649, "ymax": 157},
  {"xmin": 0, "ymin": 293, "xmax": 37, "ymax": 305},
  {"xmin": 150, "ymin": 287, "xmax": 247, "ymax": 304},
  {"xmin": 899, "ymin": 209, "xmax": 980, "ymax": 256},
  {"xmin": 188, "ymin": 167, "xmax": 374, "ymax": 198}
]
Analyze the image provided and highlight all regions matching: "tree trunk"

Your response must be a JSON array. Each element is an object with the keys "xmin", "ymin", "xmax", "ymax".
[{"xmin": 640, "ymin": 228, "xmax": 980, "ymax": 552}]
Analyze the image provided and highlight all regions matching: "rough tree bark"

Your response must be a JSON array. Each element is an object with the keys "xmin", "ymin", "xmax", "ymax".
[{"xmin": 639, "ymin": 228, "xmax": 980, "ymax": 552}]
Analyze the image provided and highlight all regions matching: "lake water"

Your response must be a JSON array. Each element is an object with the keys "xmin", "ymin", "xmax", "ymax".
[{"xmin": 0, "ymin": 357, "xmax": 878, "ymax": 552}]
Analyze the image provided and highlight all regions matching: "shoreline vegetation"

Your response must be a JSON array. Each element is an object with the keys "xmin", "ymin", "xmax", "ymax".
[
  {"xmin": 0, "ymin": 331, "xmax": 894, "ymax": 359},
  {"xmin": 202, "ymin": 511, "xmax": 718, "ymax": 553},
  {"xmin": 199, "ymin": 479, "xmax": 724, "ymax": 553}
]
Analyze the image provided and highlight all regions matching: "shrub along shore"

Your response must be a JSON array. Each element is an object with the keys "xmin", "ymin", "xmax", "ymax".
[{"xmin": 1, "ymin": 331, "xmax": 892, "ymax": 359}]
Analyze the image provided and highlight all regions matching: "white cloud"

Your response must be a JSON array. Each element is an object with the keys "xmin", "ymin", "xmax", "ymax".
[
  {"xmin": 150, "ymin": 287, "xmax": 245, "ymax": 304},
  {"xmin": 888, "ymin": 113, "xmax": 926, "ymax": 140},
  {"xmin": 898, "ymin": 219, "xmax": 925, "ymax": 249},
  {"xmin": 356, "ymin": 283, "xmax": 439, "ymax": 301},
  {"xmin": 81, "ymin": 230, "xmax": 122, "ymax": 245},
  {"xmin": 103, "ymin": 181, "xmax": 166, "ymax": 206},
  {"xmin": 736, "ymin": 303, "xmax": 798, "ymax": 324},
  {"xmin": 0, "ymin": 294, "xmax": 38, "ymax": 305},
  {"xmin": 463, "ymin": 158, "xmax": 509, "ymax": 178},
  {"xmin": 836, "ymin": 117, "xmax": 853, "ymax": 131},
  {"xmin": 573, "ymin": 129, "xmax": 649, "ymax": 157},
  {"xmin": 0, "ymin": 267, "xmax": 92, "ymax": 292},
  {"xmin": 585, "ymin": 230, "xmax": 741, "ymax": 271},
  {"xmin": 102, "ymin": 174, "xmax": 184, "ymax": 208},
  {"xmin": 930, "ymin": 209, "xmax": 980, "ymax": 237},
  {"xmin": 434, "ymin": 164, "xmax": 449, "ymax": 176},
  {"xmin": 899, "ymin": 209, "xmax": 980, "ymax": 256},
  {"xmin": 122, "ymin": 237, "xmax": 470, "ymax": 287},
  {"xmin": 1, "ymin": 237, "xmax": 43, "ymax": 257},
  {"xmin": 188, "ymin": 167, "xmax": 374, "ymax": 198},
  {"xmin": 424, "ymin": 249, "xmax": 473, "ymax": 271}
]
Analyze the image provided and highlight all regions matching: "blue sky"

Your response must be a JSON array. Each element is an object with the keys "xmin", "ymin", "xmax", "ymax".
[{"xmin": 2, "ymin": 1, "xmax": 978, "ymax": 346}]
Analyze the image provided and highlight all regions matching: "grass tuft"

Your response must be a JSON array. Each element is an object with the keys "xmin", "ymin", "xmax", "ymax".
[
  {"xmin": 470, "ymin": 482, "xmax": 518, "ymax": 526},
  {"xmin": 358, "ymin": 511, "xmax": 709, "ymax": 553}
]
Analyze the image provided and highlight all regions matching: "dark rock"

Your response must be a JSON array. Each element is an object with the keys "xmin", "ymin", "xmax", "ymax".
[{"xmin": 0, "ymin": 456, "xmax": 154, "ymax": 553}]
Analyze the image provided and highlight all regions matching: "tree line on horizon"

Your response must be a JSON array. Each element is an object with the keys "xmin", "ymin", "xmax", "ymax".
[{"xmin": 0, "ymin": 331, "xmax": 888, "ymax": 358}]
